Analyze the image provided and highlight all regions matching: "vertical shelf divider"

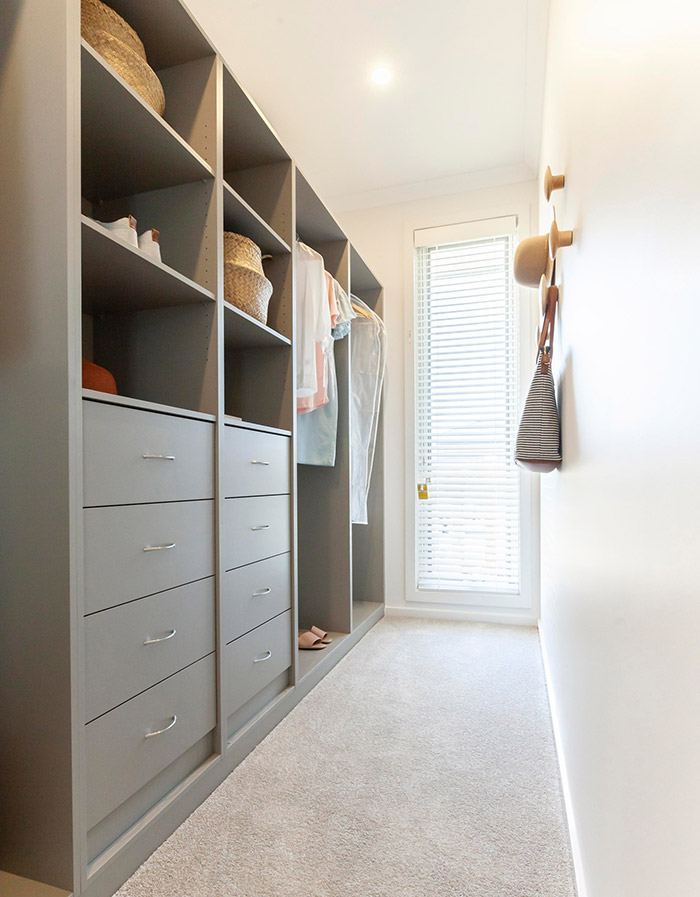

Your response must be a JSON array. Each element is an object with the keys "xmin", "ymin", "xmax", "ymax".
[{"xmin": 213, "ymin": 54, "xmax": 227, "ymax": 761}]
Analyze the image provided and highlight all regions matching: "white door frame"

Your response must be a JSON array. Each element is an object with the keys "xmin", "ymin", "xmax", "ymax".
[{"xmin": 403, "ymin": 198, "xmax": 540, "ymax": 622}]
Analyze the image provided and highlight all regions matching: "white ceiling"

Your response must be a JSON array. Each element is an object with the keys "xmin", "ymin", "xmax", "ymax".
[{"xmin": 186, "ymin": 0, "xmax": 549, "ymax": 210}]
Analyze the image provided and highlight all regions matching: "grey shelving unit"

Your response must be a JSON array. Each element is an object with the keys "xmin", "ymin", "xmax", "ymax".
[{"xmin": 0, "ymin": 2, "xmax": 384, "ymax": 896}]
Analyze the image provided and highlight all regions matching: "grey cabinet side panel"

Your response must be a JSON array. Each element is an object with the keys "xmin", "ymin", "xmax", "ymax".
[{"xmin": 0, "ymin": 1, "xmax": 80, "ymax": 890}]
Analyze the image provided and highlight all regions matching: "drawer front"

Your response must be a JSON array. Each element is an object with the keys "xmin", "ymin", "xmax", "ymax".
[
  {"xmin": 224, "ymin": 610, "xmax": 292, "ymax": 716},
  {"xmin": 85, "ymin": 577, "xmax": 215, "ymax": 722},
  {"xmin": 86, "ymin": 653, "xmax": 216, "ymax": 829},
  {"xmin": 84, "ymin": 400, "xmax": 214, "ymax": 506},
  {"xmin": 223, "ymin": 426, "xmax": 290, "ymax": 498},
  {"xmin": 84, "ymin": 500, "xmax": 214, "ymax": 614},
  {"xmin": 222, "ymin": 553, "xmax": 292, "ymax": 644},
  {"xmin": 222, "ymin": 495, "xmax": 290, "ymax": 570}
]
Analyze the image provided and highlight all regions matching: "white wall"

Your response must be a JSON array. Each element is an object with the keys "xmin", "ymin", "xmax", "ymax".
[
  {"xmin": 336, "ymin": 180, "xmax": 538, "ymax": 621},
  {"xmin": 537, "ymin": 2, "xmax": 700, "ymax": 895}
]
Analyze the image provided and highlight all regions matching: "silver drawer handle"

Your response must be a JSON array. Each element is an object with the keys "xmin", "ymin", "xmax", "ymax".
[
  {"xmin": 142, "ymin": 453, "xmax": 175, "ymax": 461},
  {"xmin": 253, "ymin": 650, "xmax": 272, "ymax": 663},
  {"xmin": 251, "ymin": 525, "xmax": 270, "ymax": 531},
  {"xmin": 144, "ymin": 714, "xmax": 177, "ymax": 738},
  {"xmin": 251, "ymin": 460, "xmax": 270, "ymax": 466},
  {"xmin": 143, "ymin": 628, "xmax": 177, "ymax": 645},
  {"xmin": 143, "ymin": 542, "xmax": 176, "ymax": 552},
  {"xmin": 252, "ymin": 588, "xmax": 271, "ymax": 597}
]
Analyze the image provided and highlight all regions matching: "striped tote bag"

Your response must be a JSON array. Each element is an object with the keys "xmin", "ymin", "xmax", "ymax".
[{"xmin": 515, "ymin": 287, "xmax": 561, "ymax": 472}]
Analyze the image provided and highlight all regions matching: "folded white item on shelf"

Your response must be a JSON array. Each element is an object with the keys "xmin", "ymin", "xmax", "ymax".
[
  {"xmin": 100, "ymin": 214, "xmax": 138, "ymax": 248},
  {"xmin": 138, "ymin": 227, "xmax": 161, "ymax": 262}
]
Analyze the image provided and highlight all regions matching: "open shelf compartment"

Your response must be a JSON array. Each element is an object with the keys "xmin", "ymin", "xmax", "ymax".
[
  {"xmin": 82, "ymin": 299, "xmax": 218, "ymax": 417},
  {"xmin": 81, "ymin": 216, "xmax": 214, "ymax": 314},
  {"xmin": 295, "ymin": 168, "xmax": 347, "ymax": 245},
  {"xmin": 297, "ymin": 632, "xmax": 351, "ymax": 682},
  {"xmin": 222, "ymin": 66, "xmax": 292, "ymax": 242},
  {"xmin": 349, "ymin": 249, "xmax": 385, "ymax": 618},
  {"xmin": 224, "ymin": 302, "xmax": 291, "ymax": 350},
  {"xmin": 81, "ymin": 41, "xmax": 214, "ymax": 202},
  {"xmin": 223, "ymin": 181, "xmax": 290, "ymax": 256}
]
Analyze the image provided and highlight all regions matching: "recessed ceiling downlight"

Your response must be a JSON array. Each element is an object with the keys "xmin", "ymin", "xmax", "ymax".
[{"xmin": 371, "ymin": 67, "xmax": 392, "ymax": 85}]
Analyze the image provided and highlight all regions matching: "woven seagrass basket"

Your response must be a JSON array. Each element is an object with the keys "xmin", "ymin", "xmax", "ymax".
[
  {"xmin": 223, "ymin": 233, "xmax": 266, "ymax": 272},
  {"xmin": 82, "ymin": 25, "xmax": 165, "ymax": 117},
  {"xmin": 224, "ymin": 263, "xmax": 273, "ymax": 324},
  {"xmin": 81, "ymin": 0, "xmax": 146, "ymax": 61},
  {"xmin": 223, "ymin": 233, "xmax": 273, "ymax": 323}
]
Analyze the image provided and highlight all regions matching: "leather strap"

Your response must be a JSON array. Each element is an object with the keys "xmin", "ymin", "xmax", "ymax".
[{"xmin": 537, "ymin": 286, "xmax": 558, "ymax": 353}]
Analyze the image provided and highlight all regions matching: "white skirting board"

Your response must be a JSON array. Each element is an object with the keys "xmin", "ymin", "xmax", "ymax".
[
  {"xmin": 539, "ymin": 625, "xmax": 588, "ymax": 897},
  {"xmin": 385, "ymin": 604, "xmax": 537, "ymax": 626}
]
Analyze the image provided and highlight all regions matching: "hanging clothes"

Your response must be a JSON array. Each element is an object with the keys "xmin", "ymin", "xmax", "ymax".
[
  {"xmin": 297, "ymin": 271, "xmax": 338, "ymax": 415},
  {"xmin": 331, "ymin": 279, "xmax": 356, "ymax": 339},
  {"xmin": 297, "ymin": 338, "xmax": 339, "ymax": 466},
  {"xmin": 295, "ymin": 241, "xmax": 330, "ymax": 398},
  {"xmin": 350, "ymin": 297, "xmax": 386, "ymax": 524},
  {"xmin": 297, "ymin": 276, "xmax": 354, "ymax": 467}
]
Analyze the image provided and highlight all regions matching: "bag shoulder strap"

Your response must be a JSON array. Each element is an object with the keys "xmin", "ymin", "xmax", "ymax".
[{"xmin": 537, "ymin": 285, "xmax": 558, "ymax": 372}]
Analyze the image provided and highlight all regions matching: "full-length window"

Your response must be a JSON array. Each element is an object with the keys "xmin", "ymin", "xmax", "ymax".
[{"xmin": 413, "ymin": 217, "xmax": 520, "ymax": 597}]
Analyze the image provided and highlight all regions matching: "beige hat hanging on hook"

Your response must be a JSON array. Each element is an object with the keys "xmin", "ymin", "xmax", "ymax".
[{"xmin": 513, "ymin": 233, "xmax": 554, "ymax": 287}]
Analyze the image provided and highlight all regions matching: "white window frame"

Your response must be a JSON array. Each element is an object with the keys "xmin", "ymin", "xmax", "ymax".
[{"xmin": 404, "ymin": 202, "xmax": 539, "ymax": 617}]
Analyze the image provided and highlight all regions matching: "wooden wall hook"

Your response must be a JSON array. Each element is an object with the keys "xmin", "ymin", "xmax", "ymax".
[
  {"xmin": 539, "ymin": 277, "xmax": 559, "ymax": 316},
  {"xmin": 539, "ymin": 274, "xmax": 549, "ymax": 314},
  {"xmin": 544, "ymin": 166, "xmax": 566, "ymax": 201},
  {"xmin": 549, "ymin": 218, "xmax": 573, "ymax": 260}
]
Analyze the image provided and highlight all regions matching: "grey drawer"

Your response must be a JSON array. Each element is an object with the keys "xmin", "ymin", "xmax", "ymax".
[
  {"xmin": 224, "ymin": 610, "xmax": 291, "ymax": 716},
  {"xmin": 222, "ymin": 425, "xmax": 290, "ymax": 497},
  {"xmin": 222, "ymin": 553, "xmax": 292, "ymax": 644},
  {"xmin": 84, "ymin": 500, "xmax": 214, "ymax": 614},
  {"xmin": 85, "ymin": 577, "xmax": 215, "ymax": 722},
  {"xmin": 83, "ymin": 400, "xmax": 214, "ymax": 506},
  {"xmin": 86, "ymin": 653, "xmax": 216, "ymax": 829},
  {"xmin": 222, "ymin": 495, "xmax": 290, "ymax": 570}
]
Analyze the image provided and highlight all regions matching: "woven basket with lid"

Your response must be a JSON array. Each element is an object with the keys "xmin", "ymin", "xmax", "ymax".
[
  {"xmin": 223, "ymin": 233, "xmax": 273, "ymax": 324},
  {"xmin": 81, "ymin": 0, "xmax": 146, "ymax": 61}
]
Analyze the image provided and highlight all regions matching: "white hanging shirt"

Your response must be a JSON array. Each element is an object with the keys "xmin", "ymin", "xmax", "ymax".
[{"xmin": 295, "ymin": 241, "xmax": 331, "ymax": 398}]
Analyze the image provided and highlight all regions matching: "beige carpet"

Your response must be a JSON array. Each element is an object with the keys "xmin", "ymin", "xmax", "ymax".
[{"xmin": 116, "ymin": 617, "xmax": 576, "ymax": 897}]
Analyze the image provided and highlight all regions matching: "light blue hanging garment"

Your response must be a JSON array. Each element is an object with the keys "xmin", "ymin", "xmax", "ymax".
[
  {"xmin": 331, "ymin": 279, "xmax": 356, "ymax": 340},
  {"xmin": 297, "ymin": 339, "xmax": 339, "ymax": 466}
]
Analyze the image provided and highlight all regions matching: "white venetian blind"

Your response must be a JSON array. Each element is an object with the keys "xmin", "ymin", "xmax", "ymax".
[{"xmin": 414, "ymin": 217, "xmax": 520, "ymax": 594}]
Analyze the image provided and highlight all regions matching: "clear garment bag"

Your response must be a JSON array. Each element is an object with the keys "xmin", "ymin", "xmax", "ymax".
[{"xmin": 350, "ymin": 297, "xmax": 386, "ymax": 524}]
